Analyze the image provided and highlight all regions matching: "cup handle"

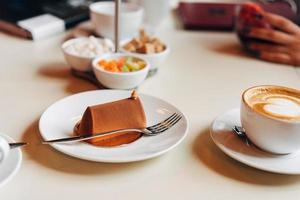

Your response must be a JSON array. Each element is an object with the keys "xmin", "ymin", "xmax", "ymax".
[{"xmin": 0, "ymin": 138, "xmax": 9, "ymax": 163}]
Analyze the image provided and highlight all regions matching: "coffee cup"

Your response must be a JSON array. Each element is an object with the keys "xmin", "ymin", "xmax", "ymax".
[
  {"xmin": 128, "ymin": 0, "xmax": 171, "ymax": 31},
  {"xmin": 90, "ymin": 2, "xmax": 144, "ymax": 40},
  {"xmin": 0, "ymin": 135, "xmax": 9, "ymax": 163},
  {"xmin": 241, "ymin": 85, "xmax": 300, "ymax": 154}
]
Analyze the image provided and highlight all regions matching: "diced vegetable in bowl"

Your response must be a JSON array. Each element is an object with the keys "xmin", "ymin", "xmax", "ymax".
[
  {"xmin": 92, "ymin": 53, "xmax": 150, "ymax": 89},
  {"xmin": 97, "ymin": 57, "xmax": 146, "ymax": 73}
]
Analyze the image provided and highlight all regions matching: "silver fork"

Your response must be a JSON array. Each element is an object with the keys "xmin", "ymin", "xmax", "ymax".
[{"xmin": 42, "ymin": 113, "xmax": 183, "ymax": 144}]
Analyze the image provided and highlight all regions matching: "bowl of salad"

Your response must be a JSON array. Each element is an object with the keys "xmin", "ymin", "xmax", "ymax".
[{"xmin": 92, "ymin": 53, "xmax": 150, "ymax": 89}]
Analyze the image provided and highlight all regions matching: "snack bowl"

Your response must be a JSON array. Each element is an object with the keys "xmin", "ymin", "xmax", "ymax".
[
  {"xmin": 92, "ymin": 53, "xmax": 150, "ymax": 89},
  {"xmin": 120, "ymin": 39, "xmax": 170, "ymax": 70},
  {"xmin": 62, "ymin": 37, "xmax": 114, "ymax": 72},
  {"xmin": 90, "ymin": 2, "xmax": 143, "ymax": 39}
]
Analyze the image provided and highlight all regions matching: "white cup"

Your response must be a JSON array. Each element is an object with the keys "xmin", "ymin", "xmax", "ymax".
[
  {"xmin": 90, "ymin": 2, "xmax": 144, "ymax": 40},
  {"xmin": 241, "ymin": 85, "xmax": 300, "ymax": 154},
  {"xmin": 0, "ymin": 136, "xmax": 9, "ymax": 164},
  {"xmin": 128, "ymin": 0, "xmax": 171, "ymax": 31}
]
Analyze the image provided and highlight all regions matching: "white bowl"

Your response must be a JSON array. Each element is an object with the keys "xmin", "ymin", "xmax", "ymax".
[
  {"xmin": 120, "ymin": 39, "xmax": 170, "ymax": 70},
  {"xmin": 90, "ymin": 2, "xmax": 143, "ymax": 40},
  {"xmin": 62, "ymin": 37, "xmax": 114, "ymax": 72},
  {"xmin": 92, "ymin": 53, "xmax": 150, "ymax": 89}
]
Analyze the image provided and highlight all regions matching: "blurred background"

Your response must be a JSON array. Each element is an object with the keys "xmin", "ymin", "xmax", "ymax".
[
  {"xmin": 0, "ymin": 0, "xmax": 299, "ymax": 40},
  {"xmin": 0, "ymin": 0, "xmax": 111, "ymax": 28}
]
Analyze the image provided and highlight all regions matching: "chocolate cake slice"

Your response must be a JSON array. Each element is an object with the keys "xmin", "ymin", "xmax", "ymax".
[{"xmin": 75, "ymin": 91, "xmax": 146, "ymax": 147}]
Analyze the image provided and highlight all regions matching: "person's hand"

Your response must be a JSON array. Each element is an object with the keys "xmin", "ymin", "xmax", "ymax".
[{"xmin": 248, "ymin": 12, "xmax": 300, "ymax": 66}]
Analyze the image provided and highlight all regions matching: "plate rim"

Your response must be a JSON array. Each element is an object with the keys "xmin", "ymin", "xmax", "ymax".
[
  {"xmin": 39, "ymin": 90, "xmax": 189, "ymax": 163},
  {"xmin": 0, "ymin": 133, "xmax": 22, "ymax": 188},
  {"xmin": 210, "ymin": 108, "xmax": 300, "ymax": 175}
]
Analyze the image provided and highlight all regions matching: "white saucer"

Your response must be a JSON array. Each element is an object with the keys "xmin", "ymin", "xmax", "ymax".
[
  {"xmin": 0, "ymin": 133, "xmax": 22, "ymax": 188},
  {"xmin": 39, "ymin": 90, "xmax": 188, "ymax": 163},
  {"xmin": 210, "ymin": 108, "xmax": 300, "ymax": 175}
]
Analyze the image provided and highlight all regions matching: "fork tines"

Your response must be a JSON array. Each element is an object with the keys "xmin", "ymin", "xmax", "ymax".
[{"xmin": 147, "ymin": 113, "xmax": 182, "ymax": 135}]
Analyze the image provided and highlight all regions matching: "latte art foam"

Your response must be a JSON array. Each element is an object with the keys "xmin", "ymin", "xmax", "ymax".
[
  {"xmin": 244, "ymin": 86, "xmax": 300, "ymax": 121},
  {"xmin": 264, "ymin": 98, "xmax": 300, "ymax": 117}
]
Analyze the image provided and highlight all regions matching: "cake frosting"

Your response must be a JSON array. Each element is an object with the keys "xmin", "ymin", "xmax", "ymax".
[{"xmin": 76, "ymin": 91, "xmax": 146, "ymax": 147}]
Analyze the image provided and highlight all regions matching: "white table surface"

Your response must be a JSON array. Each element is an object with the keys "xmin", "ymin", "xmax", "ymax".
[{"xmin": 1, "ymin": 10, "xmax": 300, "ymax": 200}]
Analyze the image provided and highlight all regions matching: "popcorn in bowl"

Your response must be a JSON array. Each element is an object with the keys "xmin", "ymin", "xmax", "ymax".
[
  {"xmin": 62, "ymin": 36, "xmax": 114, "ymax": 71},
  {"xmin": 63, "ymin": 36, "xmax": 114, "ymax": 58}
]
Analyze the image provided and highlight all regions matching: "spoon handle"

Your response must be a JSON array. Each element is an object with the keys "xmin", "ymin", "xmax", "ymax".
[{"xmin": 9, "ymin": 142, "xmax": 27, "ymax": 149}]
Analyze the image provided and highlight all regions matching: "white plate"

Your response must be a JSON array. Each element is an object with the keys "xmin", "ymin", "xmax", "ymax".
[
  {"xmin": 210, "ymin": 108, "xmax": 300, "ymax": 175},
  {"xmin": 39, "ymin": 90, "xmax": 188, "ymax": 163},
  {"xmin": 0, "ymin": 133, "xmax": 22, "ymax": 188}
]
